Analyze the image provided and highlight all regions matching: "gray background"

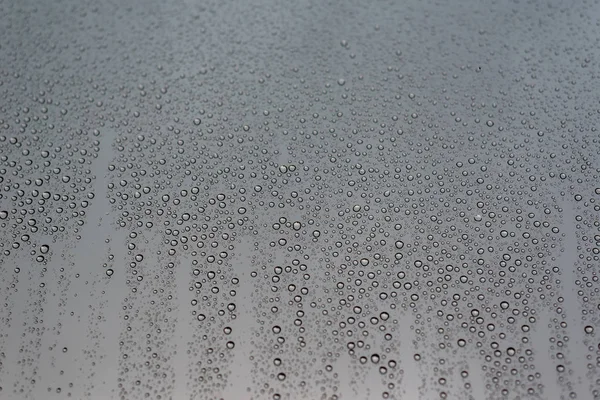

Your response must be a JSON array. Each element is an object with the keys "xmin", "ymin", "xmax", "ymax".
[{"xmin": 0, "ymin": 0, "xmax": 599, "ymax": 399}]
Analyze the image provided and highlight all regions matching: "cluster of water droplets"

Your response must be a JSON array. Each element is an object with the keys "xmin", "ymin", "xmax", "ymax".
[{"xmin": 1, "ymin": 0, "xmax": 599, "ymax": 399}]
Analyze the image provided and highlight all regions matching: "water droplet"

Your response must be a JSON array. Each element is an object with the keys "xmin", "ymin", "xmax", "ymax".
[{"xmin": 584, "ymin": 325, "xmax": 594, "ymax": 334}]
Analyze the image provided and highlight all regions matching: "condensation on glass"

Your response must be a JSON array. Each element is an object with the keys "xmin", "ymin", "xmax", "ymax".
[{"xmin": 0, "ymin": 0, "xmax": 598, "ymax": 399}]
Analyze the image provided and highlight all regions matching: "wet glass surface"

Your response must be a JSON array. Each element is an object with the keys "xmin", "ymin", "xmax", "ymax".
[{"xmin": 0, "ymin": 0, "xmax": 599, "ymax": 399}]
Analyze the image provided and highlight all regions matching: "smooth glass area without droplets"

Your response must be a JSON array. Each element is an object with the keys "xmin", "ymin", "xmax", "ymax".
[{"xmin": 0, "ymin": 0, "xmax": 599, "ymax": 399}]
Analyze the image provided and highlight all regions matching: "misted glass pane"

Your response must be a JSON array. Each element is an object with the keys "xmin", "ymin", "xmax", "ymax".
[{"xmin": 0, "ymin": 0, "xmax": 598, "ymax": 399}]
